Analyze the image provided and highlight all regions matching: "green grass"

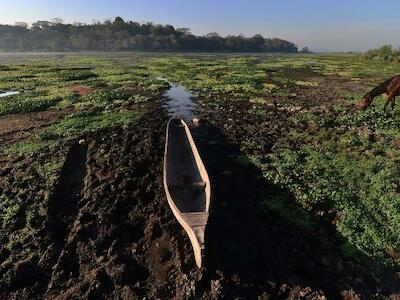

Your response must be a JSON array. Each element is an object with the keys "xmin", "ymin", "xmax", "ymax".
[
  {"xmin": 5, "ymin": 140, "xmax": 52, "ymax": 155},
  {"xmin": 34, "ymin": 161, "xmax": 63, "ymax": 180},
  {"xmin": 259, "ymin": 146, "xmax": 400, "ymax": 267},
  {"xmin": 0, "ymin": 52, "xmax": 399, "ymax": 269},
  {"xmin": 0, "ymin": 58, "xmax": 168, "ymax": 115},
  {"xmin": 0, "ymin": 96, "xmax": 62, "ymax": 116},
  {"xmin": 2, "ymin": 110, "xmax": 143, "ymax": 156},
  {"xmin": 142, "ymin": 54, "xmax": 397, "ymax": 267},
  {"xmin": 262, "ymin": 195, "xmax": 312, "ymax": 228},
  {"xmin": 0, "ymin": 157, "xmax": 60, "ymax": 253},
  {"xmin": 0, "ymin": 193, "xmax": 22, "ymax": 237},
  {"xmin": 40, "ymin": 110, "xmax": 142, "ymax": 140},
  {"xmin": 58, "ymin": 69, "xmax": 98, "ymax": 81},
  {"xmin": 337, "ymin": 108, "xmax": 400, "ymax": 137}
]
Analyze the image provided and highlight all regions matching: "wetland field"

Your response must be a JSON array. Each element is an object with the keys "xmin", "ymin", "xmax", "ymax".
[{"xmin": 0, "ymin": 53, "xmax": 399, "ymax": 299}]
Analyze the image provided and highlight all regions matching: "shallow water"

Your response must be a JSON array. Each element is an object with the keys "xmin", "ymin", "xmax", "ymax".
[
  {"xmin": 0, "ymin": 91, "xmax": 20, "ymax": 98},
  {"xmin": 159, "ymin": 78, "xmax": 199, "ymax": 121}
]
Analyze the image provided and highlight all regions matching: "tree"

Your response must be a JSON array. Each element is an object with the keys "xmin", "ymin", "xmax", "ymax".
[
  {"xmin": 299, "ymin": 46, "xmax": 311, "ymax": 53},
  {"xmin": 177, "ymin": 28, "xmax": 191, "ymax": 35},
  {"xmin": 114, "ymin": 16, "xmax": 125, "ymax": 24},
  {"xmin": 31, "ymin": 21, "xmax": 51, "ymax": 30},
  {"xmin": 14, "ymin": 22, "xmax": 28, "ymax": 28},
  {"xmin": 0, "ymin": 18, "xmax": 298, "ymax": 53},
  {"xmin": 205, "ymin": 32, "xmax": 221, "ymax": 38},
  {"xmin": 51, "ymin": 18, "xmax": 64, "ymax": 24}
]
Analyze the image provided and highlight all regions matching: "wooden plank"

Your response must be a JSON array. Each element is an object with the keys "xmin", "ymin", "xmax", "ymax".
[{"xmin": 182, "ymin": 212, "xmax": 209, "ymax": 227}]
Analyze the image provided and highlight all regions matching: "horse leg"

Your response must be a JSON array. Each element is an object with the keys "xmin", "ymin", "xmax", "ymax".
[
  {"xmin": 383, "ymin": 97, "xmax": 391, "ymax": 112},
  {"xmin": 385, "ymin": 90, "xmax": 397, "ymax": 112},
  {"xmin": 391, "ymin": 97, "xmax": 396, "ymax": 111}
]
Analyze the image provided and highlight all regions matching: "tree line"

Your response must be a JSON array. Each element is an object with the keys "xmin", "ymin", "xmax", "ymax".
[
  {"xmin": 363, "ymin": 45, "xmax": 400, "ymax": 62},
  {"xmin": 0, "ymin": 17, "xmax": 298, "ymax": 53}
]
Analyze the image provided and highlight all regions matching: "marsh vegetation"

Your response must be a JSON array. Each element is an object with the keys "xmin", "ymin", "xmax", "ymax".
[{"xmin": 0, "ymin": 53, "xmax": 399, "ymax": 298}]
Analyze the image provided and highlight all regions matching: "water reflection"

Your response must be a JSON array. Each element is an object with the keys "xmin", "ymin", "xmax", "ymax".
[
  {"xmin": 158, "ymin": 78, "xmax": 199, "ymax": 122},
  {"xmin": 0, "ymin": 91, "xmax": 20, "ymax": 98}
]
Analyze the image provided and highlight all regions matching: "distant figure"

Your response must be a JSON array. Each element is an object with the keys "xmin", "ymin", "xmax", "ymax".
[{"xmin": 358, "ymin": 75, "xmax": 400, "ymax": 111}]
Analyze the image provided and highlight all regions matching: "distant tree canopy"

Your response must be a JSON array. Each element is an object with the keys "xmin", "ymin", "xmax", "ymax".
[
  {"xmin": 299, "ymin": 46, "xmax": 312, "ymax": 54},
  {"xmin": 363, "ymin": 45, "xmax": 400, "ymax": 62},
  {"xmin": 0, "ymin": 17, "xmax": 298, "ymax": 53}
]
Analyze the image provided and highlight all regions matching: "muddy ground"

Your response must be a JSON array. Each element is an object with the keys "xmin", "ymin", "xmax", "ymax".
[
  {"xmin": 0, "ymin": 108, "xmax": 76, "ymax": 147},
  {"xmin": 0, "ymin": 108, "xmax": 205, "ymax": 299},
  {"xmin": 195, "ymin": 74, "xmax": 400, "ymax": 299},
  {"xmin": 0, "ymin": 71, "xmax": 399, "ymax": 299}
]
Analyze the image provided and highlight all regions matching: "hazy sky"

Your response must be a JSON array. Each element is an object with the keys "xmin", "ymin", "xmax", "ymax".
[{"xmin": 1, "ymin": 0, "xmax": 399, "ymax": 52}]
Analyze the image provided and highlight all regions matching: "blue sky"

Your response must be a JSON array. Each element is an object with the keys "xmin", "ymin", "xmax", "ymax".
[{"xmin": 1, "ymin": 0, "xmax": 399, "ymax": 51}]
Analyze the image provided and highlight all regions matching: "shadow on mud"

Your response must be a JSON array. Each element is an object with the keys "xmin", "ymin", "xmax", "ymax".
[
  {"xmin": 192, "ymin": 122, "xmax": 399, "ymax": 299},
  {"xmin": 46, "ymin": 142, "xmax": 87, "ymax": 240}
]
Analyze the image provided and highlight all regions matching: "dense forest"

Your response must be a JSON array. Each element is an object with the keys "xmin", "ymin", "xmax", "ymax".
[{"xmin": 0, "ymin": 17, "xmax": 298, "ymax": 53}]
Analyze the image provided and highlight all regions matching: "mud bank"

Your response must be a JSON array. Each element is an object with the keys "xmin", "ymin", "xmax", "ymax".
[
  {"xmin": 0, "ymin": 109, "xmax": 203, "ymax": 299},
  {"xmin": 0, "ymin": 72, "xmax": 399, "ymax": 299}
]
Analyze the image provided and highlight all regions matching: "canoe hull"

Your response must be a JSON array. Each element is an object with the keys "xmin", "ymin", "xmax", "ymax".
[{"xmin": 163, "ymin": 118, "xmax": 211, "ymax": 268}]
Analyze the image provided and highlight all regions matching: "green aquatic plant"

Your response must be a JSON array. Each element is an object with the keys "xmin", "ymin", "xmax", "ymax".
[{"xmin": 261, "ymin": 147, "xmax": 400, "ymax": 267}]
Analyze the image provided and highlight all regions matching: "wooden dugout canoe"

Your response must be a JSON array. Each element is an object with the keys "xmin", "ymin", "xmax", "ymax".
[{"xmin": 163, "ymin": 118, "xmax": 211, "ymax": 268}]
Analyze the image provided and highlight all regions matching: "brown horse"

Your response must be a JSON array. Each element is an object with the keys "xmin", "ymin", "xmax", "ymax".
[{"xmin": 358, "ymin": 75, "xmax": 400, "ymax": 111}]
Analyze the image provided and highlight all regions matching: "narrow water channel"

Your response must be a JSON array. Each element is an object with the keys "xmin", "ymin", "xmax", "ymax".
[
  {"xmin": 0, "ymin": 91, "xmax": 20, "ymax": 98},
  {"xmin": 159, "ymin": 78, "xmax": 199, "ymax": 122}
]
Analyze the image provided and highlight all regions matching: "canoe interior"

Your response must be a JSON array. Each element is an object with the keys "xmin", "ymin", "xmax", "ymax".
[{"xmin": 166, "ymin": 119, "xmax": 206, "ymax": 213}]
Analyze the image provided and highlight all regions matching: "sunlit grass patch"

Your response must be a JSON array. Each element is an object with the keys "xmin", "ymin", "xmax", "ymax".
[
  {"xmin": 58, "ymin": 69, "xmax": 98, "ymax": 81},
  {"xmin": 261, "ymin": 146, "xmax": 400, "ymax": 267},
  {"xmin": 249, "ymin": 97, "xmax": 271, "ymax": 104},
  {"xmin": 34, "ymin": 160, "xmax": 63, "ymax": 180},
  {"xmin": 0, "ymin": 96, "xmax": 62, "ymax": 116},
  {"xmin": 294, "ymin": 80, "xmax": 319, "ymax": 87},
  {"xmin": 0, "ymin": 53, "xmax": 399, "ymax": 272},
  {"xmin": 263, "ymin": 83, "xmax": 279, "ymax": 92},
  {"xmin": 4, "ymin": 140, "xmax": 52, "ymax": 155},
  {"xmin": 337, "ymin": 107, "xmax": 400, "ymax": 137},
  {"xmin": 40, "ymin": 110, "xmax": 142, "ymax": 139},
  {"xmin": 290, "ymin": 112, "xmax": 334, "ymax": 128}
]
